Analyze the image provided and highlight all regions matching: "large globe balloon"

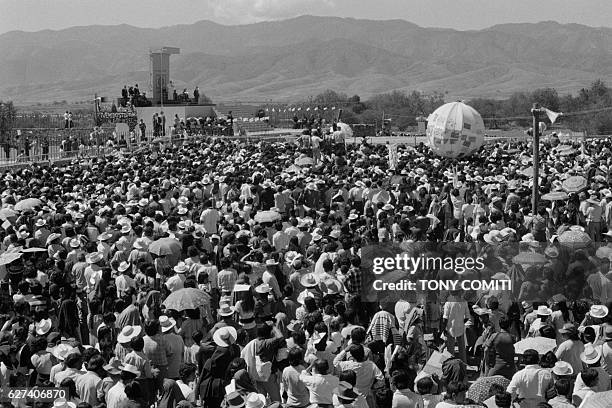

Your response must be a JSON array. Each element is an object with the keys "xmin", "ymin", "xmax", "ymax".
[{"xmin": 426, "ymin": 101, "xmax": 485, "ymax": 158}]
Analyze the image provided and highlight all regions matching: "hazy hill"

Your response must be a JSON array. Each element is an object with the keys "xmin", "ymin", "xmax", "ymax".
[{"xmin": 1, "ymin": 16, "xmax": 611, "ymax": 104}]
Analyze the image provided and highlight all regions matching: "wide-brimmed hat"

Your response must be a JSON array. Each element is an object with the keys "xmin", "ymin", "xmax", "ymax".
[
  {"xmin": 69, "ymin": 238, "xmax": 81, "ymax": 248},
  {"xmin": 132, "ymin": 239, "xmax": 148, "ymax": 250},
  {"xmin": 174, "ymin": 262, "xmax": 188, "ymax": 274},
  {"xmin": 86, "ymin": 252, "xmax": 103, "ymax": 264},
  {"xmin": 300, "ymin": 273, "xmax": 319, "ymax": 288},
  {"xmin": 177, "ymin": 206, "xmax": 188, "ymax": 215},
  {"xmin": 297, "ymin": 290, "xmax": 315, "ymax": 305},
  {"xmin": 536, "ymin": 305, "xmax": 552, "ymax": 316},
  {"xmin": 590, "ymin": 305, "xmax": 609, "ymax": 319},
  {"xmin": 121, "ymin": 225, "xmax": 132, "ymax": 234},
  {"xmin": 552, "ymin": 361, "xmax": 574, "ymax": 376},
  {"xmin": 159, "ymin": 316, "xmax": 176, "ymax": 333},
  {"xmin": 325, "ymin": 279, "xmax": 342, "ymax": 295},
  {"xmin": 51, "ymin": 344, "xmax": 74, "ymax": 361},
  {"xmin": 46, "ymin": 233, "xmax": 62, "ymax": 245},
  {"xmin": 97, "ymin": 232, "xmax": 113, "ymax": 242},
  {"xmin": 217, "ymin": 303, "xmax": 236, "ymax": 317},
  {"xmin": 121, "ymin": 363, "xmax": 141, "ymax": 377},
  {"xmin": 35, "ymin": 219, "xmax": 46, "ymax": 227},
  {"xmin": 265, "ymin": 259, "xmax": 279, "ymax": 266},
  {"xmin": 118, "ymin": 261, "xmax": 130, "ymax": 273},
  {"xmin": 255, "ymin": 283, "xmax": 271, "ymax": 294},
  {"xmin": 36, "ymin": 318, "xmax": 52, "ymax": 335},
  {"xmin": 213, "ymin": 326, "xmax": 237, "ymax": 347},
  {"xmin": 53, "ymin": 398, "xmax": 76, "ymax": 408},
  {"xmin": 117, "ymin": 325, "xmax": 142, "ymax": 344},
  {"xmin": 581, "ymin": 343, "xmax": 602, "ymax": 365},
  {"xmin": 244, "ymin": 392, "xmax": 266, "ymax": 408},
  {"xmin": 103, "ymin": 359, "xmax": 123, "ymax": 375}
]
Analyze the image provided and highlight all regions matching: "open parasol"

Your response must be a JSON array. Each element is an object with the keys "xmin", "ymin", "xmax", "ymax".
[
  {"xmin": 14, "ymin": 198, "xmax": 42, "ymax": 212},
  {"xmin": 541, "ymin": 191, "xmax": 569, "ymax": 201},
  {"xmin": 558, "ymin": 229, "xmax": 592, "ymax": 249},
  {"xmin": 581, "ymin": 390, "xmax": 612, "ymax": 408},
  {"xmin": 163, "ymin": 288, "xmax": 211, "ymax": 311},
  {"xmin": 562, "ymin": 176, "xmax": 587, "ymax": 193},
  {"xmin": 371, "ymin": 191, "xmax": 391, "ymax": 204},
  {"xmin": 254, "ymin": 210, "xmax": 281, "ymax": 223},
  {"xmin": 513, "ymin": 337, "xmax": 557, "ymax": 355},
  {"xmin": 0, "ymin": 208, "xmax": 17, "ymax": 221},
  {"xmin": 148, "ymin": 237, "xmax": 182, "ymax": 257},
  {"xmin": 467, "ymin": 376, "xmax": 511, "ymax": 404},
  {"xmin": 512, "ymin": 252, "xmax": 547, "ymax": 265},
  {"xmin": 0, "ymin": 251, "xmax": 22, "ymax": 266}
]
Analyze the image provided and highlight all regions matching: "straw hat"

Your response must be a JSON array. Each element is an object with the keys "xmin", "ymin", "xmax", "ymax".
[
  {"xmin": 590, "ymin": 305, "xmax": 609, "ymax": 319},
  {"xmin": 53, "ymin": 398, "xmax": 76, "ymax": 408},
  {"xmin": 298, "ymin": 290, "xmax": 316, "ymax": 305},
  {"xmin": 244, "ymin": 393, "xmax": 266, "ymax": 408},
  {"xmin": 51, "ymin": 344, "xmax": 74, "ymax": 361},
  {"xmin": 213, "ymin": 326, "xmax": 237, "ymax": 347},
  {"xmin": 86, "ymin": 252, "xmax": 103, "ymax": 264},
  {"xmin": 217, "ymin": 303, "xmax": 236, "ymax": 317},
  {"xmin": 121, "ymin": 363, "xmax": 141, "ymax": 377},
  {"xmin": 117, "ymin": 325, "xmax": 142, "ymax": 344},
  {"xmin": 121, "ymin": 225, "xmax": 132, "ymax": 234},
  {"xmin": 536, "ymin": 305, "xmax": 552, "ymax": 316},
  {"xmin": 132, "ymin": 239, "xmax": 148, "ymax": 250},
  {"xmin": 36, "ymin": 318, "xmax": 52, "ymax": 335},
  {"xmin": 69, "ymin": 238, "xmax": 81, "ymax": 248},
  {"xmin": 558, "ymin": 323, "xmax": 578, "ymax": 336},
  {"xmin": 255, "ymin": 283, "xmax": 271, "ymax": 294},
  {"xmin": 300, "ymin": 273, "xmax": 319, "ymax": 288},
  {"xmin": 159, "ymin": 316, "xmax": 176, "ymax": 333},
  {"xmin": 174, "ymin": 262, "xmax": 188, "ymax": 274},
  {"xmin": 581, "ymin": 343, "xmax": 602, "ymax": 365},
  {"xmin": 118, "ymin": 261, "xmax": 130, "ymax": 273},
  {"xmin": 552, "ymin": 361, "xmax": 574, "ymax": 376}
]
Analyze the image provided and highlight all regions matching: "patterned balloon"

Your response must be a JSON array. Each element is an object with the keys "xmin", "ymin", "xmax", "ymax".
[{"xmin": 426, "ymin": 101, "xmax": 485, "ymax": 158}]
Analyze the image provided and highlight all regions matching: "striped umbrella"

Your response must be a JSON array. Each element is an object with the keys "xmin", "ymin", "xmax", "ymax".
[
  {"xmin": 541, "ymin": 191, "xmax": 569, "ymax": 201},
  {"xmin": 562, "ymin": 176, "xmax": 587, "ymax": 193}
]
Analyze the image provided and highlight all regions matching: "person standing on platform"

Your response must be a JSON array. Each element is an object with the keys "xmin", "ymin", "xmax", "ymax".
[{"xmin": 193, "ymin": 87, "xmax": 200, "ymax": 104}]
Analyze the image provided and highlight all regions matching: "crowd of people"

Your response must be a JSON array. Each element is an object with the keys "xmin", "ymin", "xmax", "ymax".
[{"xmin": 1, "ymin": 127, "xmax": 612, "ymax": 408}]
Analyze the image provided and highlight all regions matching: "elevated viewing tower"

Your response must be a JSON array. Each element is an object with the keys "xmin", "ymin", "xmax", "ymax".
[{"xmin": 149, "ymin": 46, "xmax": 180, "ymax": 105}]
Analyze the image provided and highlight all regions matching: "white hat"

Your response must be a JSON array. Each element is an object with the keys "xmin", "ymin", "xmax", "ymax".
[
  {"xmin": 35, "ymin": 318, "xmax": 52, "ymax": 335},
  {"xmin": 117, "ymin": 325, "xmax": 142, "ymax": 344},
  {"xmin": 265, "ymin": 259, "xmax": 279, "ymax": 266},
  {"xmin": 536, "ymin": 305, "xmax": 552, "ymax": 316},
  {"xmin": 159, "ymin": 316, "xmax": 176, "ymax": 333},
  {"xmin": 121, "ymin": 363, "xmax": 141, "ymax": 377},
  {"xmin": 69, "ymin": 238, "xmax": 81, "ymax": 248},
  {"xmin": 51, "ymin": 344, "xmax": 74, "ymax": 361},
  {"xmin": 244, "ymin": 392, "xmax": 266, "ymax": 408},
  {"xmin": 53, "ymin": 398, "xmax": 76, "ymax": 408},
  {"xmin": 35, "ymin": 219, "xmax": 46, "ymax": 227},
  {"xmin": 174, "ymin": 262, "xmax": 188, "ymax": 274},
  {"xmin": 217, "ymin": 303, "xmax": 236, "ymax": 317},
  {"xmin": 213, "ymin": 326, "xmax": 237, "ymax": 347},
  {"xmin": 590, "ymin": 305, "xmax": 609, "ymax": 319},
  {"xmin": 121, "ymin": 225, "xmax": 132, "ymax": 234},
  {"xmin": 552, "ymin": 361, "xmax": 574, "ymax": 376},
  {"xmin": 300, "ymin": 273, "xmax": 319, "ymax": 288},
  {"xmin": 86, "ymin": 252, "xmax": 103, "ymax": 264},
  {"xmin": 255, "ymin": 283, "xmax": 271, "ymax": 294},
  {"xmin": 581, "ymin": 343, "xmax": 602, "ymax": 365},
  {"xmin": 118, "ymin": 261, "xmax": 130, "ymax": 273},
  {"xmin": 297, "ymin": 290, "xmax": 315, "ymax": 305},
  {"xmin": 177, "ymin": 206, "xmax": 188, "ymax": 215}
]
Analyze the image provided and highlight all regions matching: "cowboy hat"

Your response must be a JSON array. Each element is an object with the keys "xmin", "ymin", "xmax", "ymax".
[
  {"xmin": 97, "ymin": 232, "xmax": 113, "ymax": 242},
  {"xmin": 69, "ymin": 238, "xmax": 81, "ymax": 248},
  {"xmin": 35, "ymin": 219, "xmax": 46, "ymax": 227},
  {"xmin": 103, "ymin": 359, "xmax": 123, "ymax": 375},
  {"xmin": 132, "ymin": 239, "xmax": 148, "ymax": 250},
  {"xmin": 174, "ymin": 262, "xmax": 188, "ymax": 274},
  {"xmin": 536, "ymin": 305, "xmax": 552, "ymax": 316},
  {"xmin": 336, "ymin": 381, "xmax": 359, "ymax": 402},
  {"xmin": 300, "ymin": 273, "xmax": 319, "ymax": 288},
  {"xmin": 121, "ymin": 363, "xmax": 141, "ymax": 377},
  {"xmin": 159, "ymin": 316, "xmax": 176, "ymax": 333},
  {"xmin": 86, "ymin": 252, "xmax": 103, "ymax": 264},
  {"xmin": 217, "ymin": 303, "xmax": 236, "ymax": 317},
  {"xmin": 590, "ymin": 305, "xmax": 609, "ymax": 319},
  {"xmin": 53, "ymin": 398, "xmax": 76, "ymax": 408},
  {"xmin": 177, "ymin": 206, "xmax": 188, "ymax": 215},
  {"xmin": 558, "ymin": 323, "xmax": 578, "ymax": 336},
  {"xmin": 36, "ymin": 318, "xmax": 52, "ymax": 335},
  {"xmin": 118, "ymin": 261, "xmax": 130, "ymax": 273},
  {"xmin": 46, "ymin": 233, "xmax": 62, "ymax": 245},
  {"xmin": 51, "ymin": 344, "xmax": 74, "ymax": 361},
  {"xmin": 213, "ymin": 326, "xmax": 237, "ymax": 348},
  {"xmin": 581, "ymin": 343, "xmax": 602, "ymax": 365},
  {"xmin": 121, "ymin": 225, "xmax": 132, "ymax": 234},
  {"xmin": 244, "ymin": 393, "xmax": 266, "ymax": 408},
  {"xmin": 255, "ymin": 283, "xmax": 271, "ymax": 294},
  {"xmin": 117, "ymin": 325, "xmax": 142, "ymax": 344},
  {"xmin": 325, "ymin": 279, "xmax": 342, "ymax": 295},
  {"xmin": 552, "ymin": 361, "xmax": 574, "ymax": 376}
]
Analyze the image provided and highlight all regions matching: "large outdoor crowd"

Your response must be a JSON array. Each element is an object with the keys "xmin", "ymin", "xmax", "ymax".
[{"xmin": 1, "ymin": 127, "xmax": 612, "ymax": 408}]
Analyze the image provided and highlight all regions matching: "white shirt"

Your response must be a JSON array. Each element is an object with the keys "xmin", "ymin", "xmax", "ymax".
[
  {"xmin": 443, "ymin": 298, "xmax": 470, "ymax": 338},
  {"xmin": 106, "ymin": 381, "xmax": 126, "ymax": 408},
  {"xmin": 200, "ymin": 209, "xmax": 219, "ymax": 234}
]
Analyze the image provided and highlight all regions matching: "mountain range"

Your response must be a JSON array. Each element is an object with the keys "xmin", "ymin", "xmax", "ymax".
[{"xmin": 1, "ymin": 15, "xmax": 612, "ymax": 104}]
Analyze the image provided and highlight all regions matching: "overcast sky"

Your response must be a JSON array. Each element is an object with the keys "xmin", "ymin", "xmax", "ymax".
[{"xmin": 2, "ymin": 0, "xmax": 611, "ymax": 34}]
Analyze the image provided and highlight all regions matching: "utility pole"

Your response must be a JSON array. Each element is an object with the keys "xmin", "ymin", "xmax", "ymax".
[{"xmin": 531, "ymin": 103, "xmax": 544, "ymax": 215}]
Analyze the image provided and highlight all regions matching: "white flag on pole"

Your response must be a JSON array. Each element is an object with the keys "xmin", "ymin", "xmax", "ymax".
[{"xmin": 544, "ymin": 108, "xmax": 562, "ymax": 124}]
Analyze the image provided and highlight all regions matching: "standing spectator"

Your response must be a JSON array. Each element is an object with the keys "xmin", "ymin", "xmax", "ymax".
[
  {"xmin": 442, "ymin": 289, "xmax": 470, "ymax": 363},
  {"xmin": 193, "ymin": 87, "xmax": 200, "ymax": 104}
]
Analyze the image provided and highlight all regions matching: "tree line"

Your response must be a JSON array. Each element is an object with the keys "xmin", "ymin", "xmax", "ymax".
[{"xmin": 308, "ymin": 80, "xmax": 612, "ymax": 134}]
